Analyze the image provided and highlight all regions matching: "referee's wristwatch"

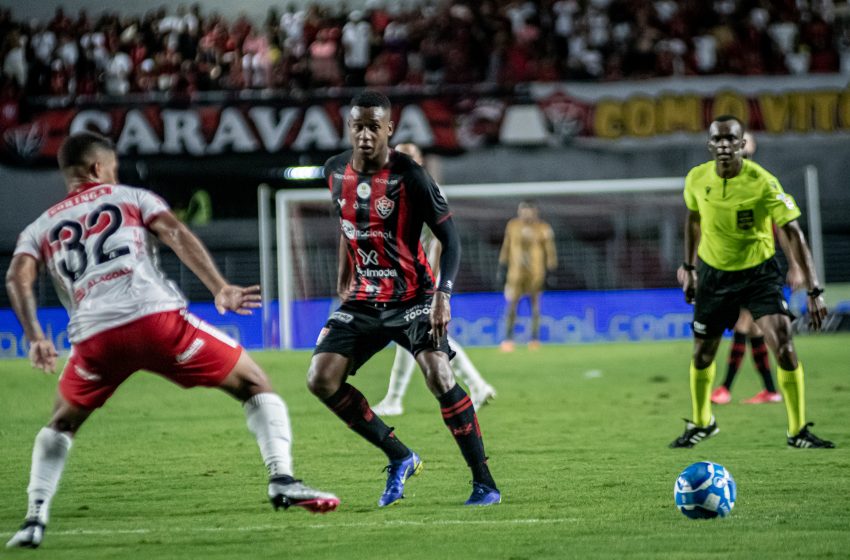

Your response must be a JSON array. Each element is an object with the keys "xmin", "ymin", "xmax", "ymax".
[
  {"xmin": 681, "ymin": 262, "xmax": 696, "ymax": 272},
  {"xmin": 807, "ymin": 286, "xmax": 824, "ymax": 298}
]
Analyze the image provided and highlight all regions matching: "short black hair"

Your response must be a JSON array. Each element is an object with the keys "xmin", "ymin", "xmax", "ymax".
[
  {"xmin": 351, "ymin": 90, "xmax": 391, "ymax": 110},
  {"xmin": 520, "ymin": 199, "xmax": 538, "ymax": 208},
  {"xmin": 57, "ymin": 131, "xmax": 115, "ymax": 170},
  {"xmin": 713, "ymin": 114, "xmax": 744, "ymax": 130}
]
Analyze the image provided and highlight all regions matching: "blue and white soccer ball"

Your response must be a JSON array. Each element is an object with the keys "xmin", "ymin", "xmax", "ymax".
[{"xmin": 674, "ymin": 461, "xmax": 736, "ymax": 519}]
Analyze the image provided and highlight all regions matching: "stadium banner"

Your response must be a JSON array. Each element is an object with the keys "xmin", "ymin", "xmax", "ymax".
[
  {"xmin": 4, "ymin": 75, "xmax": 850, "ymax": 164},
  {"xmin": 0, "ymin": 289, "xmax": 694, "ymax": 358}
]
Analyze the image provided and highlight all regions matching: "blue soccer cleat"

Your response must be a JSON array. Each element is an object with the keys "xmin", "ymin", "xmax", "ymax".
[
  {"xmin": 465, "ymin": 482, "xmax": 501, "ymax": 506},
  {"xmin": 378, "ymin": 451, "xmax": 422, "ymax": 507}
]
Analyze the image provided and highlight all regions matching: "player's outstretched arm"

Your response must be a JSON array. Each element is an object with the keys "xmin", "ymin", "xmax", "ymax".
[
  {"xmin": 680, "ymin": 210, "xmax": 701, "ymax": 304},
  {"xmin": 149, "ymin": 212, "xmax": 261, "ymax": 315},
  {"xmin": 780, "ymin": 220, "xmax": 827, "ymax": 330},
  {"xmin": 6, "ymin": 254, "xmax": 58, "ymax": 373}
]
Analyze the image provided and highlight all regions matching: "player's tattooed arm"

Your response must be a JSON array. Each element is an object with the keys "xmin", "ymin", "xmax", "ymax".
[
  {"xmin": 149, "ymin": 212, "xmax": 261, "ymax": 315},
  {"xmin": 6, "ymin": 254, "xmax": 58, "ymax": 373}
]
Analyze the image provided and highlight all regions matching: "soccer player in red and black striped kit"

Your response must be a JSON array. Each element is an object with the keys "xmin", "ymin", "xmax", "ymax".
[{"xmin": 307, "ymin": 91, "xmax": 500, "ymax": 507}]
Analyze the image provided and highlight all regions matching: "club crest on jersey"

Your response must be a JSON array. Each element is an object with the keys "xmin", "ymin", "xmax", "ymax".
[
  {"xmin": 375, "ymin": 196, "xmax": 395, "ymax": 218},
  {"xmin": 357, "ymin": 182, "xmax": 371, "ymax": 199}
]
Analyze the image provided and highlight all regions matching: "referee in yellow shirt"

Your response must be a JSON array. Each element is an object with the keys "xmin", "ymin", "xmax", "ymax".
[{"xmin": 670, "ymin": 115, "xmax": 834, "ymax": 449}]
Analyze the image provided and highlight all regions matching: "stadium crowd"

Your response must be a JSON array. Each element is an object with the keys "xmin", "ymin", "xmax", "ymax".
[{"xmin": 0, "ymin": 0, "xmax": 848, "ymax": 99}]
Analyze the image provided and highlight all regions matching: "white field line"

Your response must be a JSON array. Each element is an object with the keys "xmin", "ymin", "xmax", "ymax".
[{"xmin": 49, "ymin": 517, "xmax": 579, "ymax": 536}]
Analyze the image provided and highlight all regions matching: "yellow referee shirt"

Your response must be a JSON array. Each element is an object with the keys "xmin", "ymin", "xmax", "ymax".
[{"xmin": 684, "ymin": 159, "xmax": 801, "ymax": 271}]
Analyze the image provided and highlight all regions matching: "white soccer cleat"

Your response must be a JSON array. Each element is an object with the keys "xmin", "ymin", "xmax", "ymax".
[
  {"xmin": 268, "ymin": 478, "xmax": 340, "ymax": 514},
  {"xmin": 6, "ymin": 519, "xmax": 45, "ymax": 549},
  {"xmin": 372, "ymin": 399, "xmax": 403, "ymax": 417},
  {"xmin": 471, "ymin": 385, "xmax": 497, "ymax": 411}
]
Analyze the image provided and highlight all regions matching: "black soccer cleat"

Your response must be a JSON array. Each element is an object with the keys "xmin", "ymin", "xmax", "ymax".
[
  {"xmin": 787, "ymin": 422, "xmax": 835, "ymax": 449},
  {"xmin": 6, "ymin": 519, "xmax": 45, "ymax": 549},
  {"xmin": 669, "ymin": 417, "xmax": 719, "ymax": 448},
  {"xmin": 268, "ymin": 477, "xmax": 340, "ymax": 514}
]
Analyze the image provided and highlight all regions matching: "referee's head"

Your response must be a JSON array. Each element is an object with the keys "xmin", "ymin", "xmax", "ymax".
[
  {"xmin": 57, "ymin": 131, "xmax": 119, "ymax": 190},
  {"xmin": 707, "ymin": 115, "xmax": 745, "ymax": 166}
]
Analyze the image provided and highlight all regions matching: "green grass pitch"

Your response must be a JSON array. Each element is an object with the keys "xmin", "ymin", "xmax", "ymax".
[{"xmin": 1, "ymin": 336, "xmax": 849, "ymax": 559}]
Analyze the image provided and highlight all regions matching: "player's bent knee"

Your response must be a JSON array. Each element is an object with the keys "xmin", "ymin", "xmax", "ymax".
[
  {"xmin": 220, "ymin": 352, "xmax": 274, "ymax": 400},
  {"xmin": 306, "ymin": 365, "xmax": 339, "ymax": 399}
]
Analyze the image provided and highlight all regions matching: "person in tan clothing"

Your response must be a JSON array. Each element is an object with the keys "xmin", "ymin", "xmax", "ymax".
[{"xmin": 498, "ymin": 200, "xmax": 557, "ymax": 351}]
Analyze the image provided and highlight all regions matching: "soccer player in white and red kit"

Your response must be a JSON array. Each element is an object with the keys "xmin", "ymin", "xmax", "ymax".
[{"xmin": 6, "ymin": 132, "xmax": 338, "ymax": 549}]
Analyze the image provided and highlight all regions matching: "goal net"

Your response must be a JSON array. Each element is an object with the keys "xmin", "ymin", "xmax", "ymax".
[{"xmin": 274, "ymin": 177, "xmax": 685, "ymax": 349}]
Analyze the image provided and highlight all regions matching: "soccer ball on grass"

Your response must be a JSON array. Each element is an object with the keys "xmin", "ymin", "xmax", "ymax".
[{"xmin": 674, "ymin": 461, "xmax": 736, "ymax": 519}]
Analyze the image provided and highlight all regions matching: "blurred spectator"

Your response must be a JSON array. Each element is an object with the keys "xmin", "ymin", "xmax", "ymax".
[
  {"xmin": 2, "ymin": 30, "xmax": 27, "ymax": 88},
  {"xmin": 342, "ymin": 10, "xmax": 371, "ymax": 86},
  {"xmin": 0, "ymin": 0, "xmax": 845, "ymax": 101}
]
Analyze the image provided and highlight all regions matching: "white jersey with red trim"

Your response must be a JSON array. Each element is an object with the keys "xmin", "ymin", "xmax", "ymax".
[{"xmin": 14, "ymin": 182, "xmax": 187, "ymax": 343}]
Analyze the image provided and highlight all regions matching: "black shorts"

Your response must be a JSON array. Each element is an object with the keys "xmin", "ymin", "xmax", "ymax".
[
  {"xmin": 314, "ymin": 296, "xmax": 454, "ymax": 375},
  {"xmin": 693, "ymin": 257, "xmax": 792, "ymax": 339}
]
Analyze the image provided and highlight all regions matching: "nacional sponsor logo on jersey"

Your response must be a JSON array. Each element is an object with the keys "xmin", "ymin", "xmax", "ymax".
[
  {"xmin": 403, "ymin": 303, "xmax": 431, "ymax": 323},
  {"xmin": 375, "ymin": 196, "xmax": 395, "ymax": 218},
  {"xmin": 341, "ymin": 220, "xmax": 393, "ymax": 240},
  {"xmin": 357, "ymin": 182, "xmax": 371, "ymax": 199},
  {"xmin": 355, "ymin": 266, "xmax": 398, "ymax": 278},
  {"xmin": 330, "ymin": 311, "xmax": 354, "ymax": 323}
]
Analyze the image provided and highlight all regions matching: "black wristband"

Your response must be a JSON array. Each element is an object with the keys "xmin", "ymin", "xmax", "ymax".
[
  {"xmin": 437, "ymin": 281, "xmax": 454, "ymax": 296},
  {"xmin": 682, "ymin": 262, "xmax": 696, "ymax": 272},
  {"xmin": 807, "ymin": 287, "xmax": 824, "ymax": 298}
]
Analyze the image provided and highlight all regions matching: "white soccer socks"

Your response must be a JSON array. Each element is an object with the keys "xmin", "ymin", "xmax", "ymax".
[
  {"xmin": 244, "ymin": 392, "xmax": 294, "ymax": 478},
  {"xmin": 27, "ymin": 427, "xmax": 73, "ymax": 525}
]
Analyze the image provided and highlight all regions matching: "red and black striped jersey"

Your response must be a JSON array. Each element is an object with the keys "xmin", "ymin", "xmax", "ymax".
[{"xmin": 324, "ymin": 149, "xmax": 451, "ymax": 303}]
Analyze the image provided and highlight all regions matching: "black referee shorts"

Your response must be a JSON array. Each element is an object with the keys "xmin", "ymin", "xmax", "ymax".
[
  {"xmin": 314, "ymin": 295, "xmax": 455, "ymax": 375},
  {"xmin": 693, "ymin": 257, "xmax": 792, "ymax": 339}
]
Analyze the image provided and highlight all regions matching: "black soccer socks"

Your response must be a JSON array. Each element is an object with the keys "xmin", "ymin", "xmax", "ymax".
[
  {"xmin": 323, "ymin": 384, "xmax": 410, "ymax": 461},
  {"xmin": 439, "ymin": 384, "xmax": 497, "ymax": 489}
]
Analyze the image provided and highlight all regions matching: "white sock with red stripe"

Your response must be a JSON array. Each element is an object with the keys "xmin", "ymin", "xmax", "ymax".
[
  {"xmin": 244, "ymin": 393, "xmax": 293, "ymax": 478},
  {"xmin": 26, "ymin": 427, "xmax": 73, "ymax": 524}
]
